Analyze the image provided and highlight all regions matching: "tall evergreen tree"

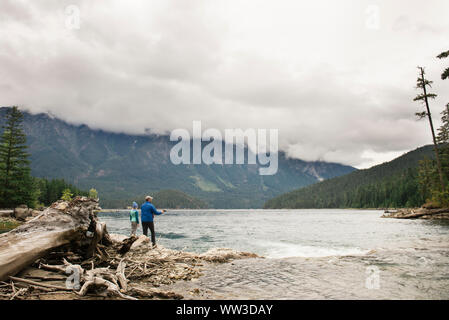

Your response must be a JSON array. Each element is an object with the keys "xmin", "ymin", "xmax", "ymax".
[
  {"xmin": 0, "ymin": 106, "xmax": 36, "ymax": 208},
  {"xmin": 437, "ymin": 104, "xmax": 449, "ymax": 144},
  {"xmin": 414, "ymin": 67, "xmax": 445, "ymax": 191}
]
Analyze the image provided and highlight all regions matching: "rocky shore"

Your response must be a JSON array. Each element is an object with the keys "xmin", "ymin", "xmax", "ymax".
[
  {"xmin": 0, "ymin": 198, "xmax": 259, "ymax": 300},
  {"xmin": 0, "ymin": 237, "xmax": 259, "ymax": 300}
]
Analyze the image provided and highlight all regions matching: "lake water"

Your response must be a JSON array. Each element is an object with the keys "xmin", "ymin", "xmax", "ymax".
[
  {"xmin": 99, "ymin": 209, "xmax": 449, "ymax": 258},
  {"xmin": 99, "ymin": 209, "xmax": 449, "ymax": 299}
]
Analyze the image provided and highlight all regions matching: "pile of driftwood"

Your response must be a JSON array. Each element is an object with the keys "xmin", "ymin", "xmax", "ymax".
[
  {"xmin": 0, "ymin": 197, "xmax": 258, "ymax": 300},
  {"xmin": 382, "ymin": 207, "xmax": 449, "ymax": 220}
]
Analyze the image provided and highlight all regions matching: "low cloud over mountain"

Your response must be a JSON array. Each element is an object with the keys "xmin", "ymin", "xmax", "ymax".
[{"xmin": 1, "ymin": 0, "xmax": 448, "ymax": 168}]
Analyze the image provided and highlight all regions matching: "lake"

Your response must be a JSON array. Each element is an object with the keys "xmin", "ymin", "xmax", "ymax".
[
  {"xmin": 99, "ymin": 209, "xmax": 449, "ymax": 299},
  {"xmin": 99, "ymin": 209, "xmax": 449, "ymax": 258}
]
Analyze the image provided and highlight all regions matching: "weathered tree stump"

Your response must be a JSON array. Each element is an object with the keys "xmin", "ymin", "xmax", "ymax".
[{"xmin": 0, "ymin": 197, "xmax": 109, "ymax": 281}]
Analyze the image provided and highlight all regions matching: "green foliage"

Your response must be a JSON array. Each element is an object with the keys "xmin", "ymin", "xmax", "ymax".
[
  {"xmin": 34, "ymin": 177, "xmax": 88, "ymax": 205},
  {"xmin": 441, "ymin": 68, "xmax": 449, "ymax": 81},
  {"xmin": 0, "ymin": 106, "xmax": 37, "ymax": 208},
  {"xmin": 0, "ymin": 218, "xmax": 22, "ymax": 233},
  {"xmin": 431, "ymin": 188, "xmax": 449, "ymax": 207},
  {"xmin": 437, "ymin": 50, "xmax": 449, "ymax": 80},
  {"xmin": 265, "ymin": 146, "xmax": 435, "ymax": 209},
  {"xmin": 414, "ymin": 93, "xmax": 437, "ymax": 102},
  {"xmin": 437, "ymin": 105, "xmax": 449, "ymax": 144},
  {"xmin": 61, "ymin": 188, "xmax": 73, "ymax": 201},
  {"xmin": 414, "ymin": 94, "xmax": 449, "ymax": 207},
  {"xmin": 418, "ymin": 146, "xmax": 449, "ymax": 207},
  {"xmin": 437, "ymin": 50, "xmax": 449, "ymax": 59},
  {"xmin": 89, "ymin": 188, "xmax": 99, "ymax": 199},
  {"xmin": 414, "ymin": 68, "xmax": 438, "ymax": 107},
  {"xmin": 418, "ymin": 157, "xmax": 437, "ymax": 201}
]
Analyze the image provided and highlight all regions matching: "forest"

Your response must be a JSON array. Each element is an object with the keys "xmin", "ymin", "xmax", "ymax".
[
  {"xmin": 264, "ymin": 145, "xmax": 437, "ymax": 209},
  {"xmin": 0, "ymin": 107, "xmax": 89, "ymax": 208}
]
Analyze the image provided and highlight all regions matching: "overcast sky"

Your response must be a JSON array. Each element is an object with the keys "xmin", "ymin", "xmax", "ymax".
[{"xmin": 1, "ymin": 0, "xmax": 448, "ymax": 168}]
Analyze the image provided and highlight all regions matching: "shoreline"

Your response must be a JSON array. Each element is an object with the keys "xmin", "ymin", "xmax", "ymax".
[
  {"xmin": 2, "ymin": 225, "xmax": 449, "ymax": 300},
  {"xmin": 2, "ymin": 202, "xmax": 449, "ymax": 300},
  {"xmin": 0, "ymin": 226, "xmax": 260, "ymax": 300},
  {"xmin": 382, "ymin": 207, "xmax": 449, "ymax": 220}
]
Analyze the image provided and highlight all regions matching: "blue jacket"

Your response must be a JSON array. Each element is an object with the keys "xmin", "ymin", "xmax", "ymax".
[{"xmin": 140, "ymin": 201, "xmax": 163, "ymax": 222}]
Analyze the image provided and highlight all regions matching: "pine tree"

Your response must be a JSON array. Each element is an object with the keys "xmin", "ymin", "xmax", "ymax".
[
  {"xmin": 437, "ymin": 104, "xmax": 449, "ymax": 144},
  {"xmin": 414, "ymin": 67, "xmax": 445, "ymax": 191},
  {"xmin": 88, "ymin": 188, "xmax": 98, "ymax": 199},
  {"xmin": 0, "ymin": 106, "xmax": 36, "ymax": 208},
  {"xmin": 61, "ymin": 188, "xmax": 73, "ymax": 201}
]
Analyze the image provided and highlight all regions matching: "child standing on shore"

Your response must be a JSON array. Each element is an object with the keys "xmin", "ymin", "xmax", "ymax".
[{"xmin": 130, "ymin": 202, "xmax": 139, "ymax": 236}]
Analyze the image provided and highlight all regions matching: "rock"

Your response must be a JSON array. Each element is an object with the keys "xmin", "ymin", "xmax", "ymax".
[
  {"xmin": 14, "ymin": 207, "xmax": 31, "ymax": 221},
  {"xmin": 199, "ymin": 248, "xmax": 260, "ymax": 262},
  {"xmin": 17, "ymin": 204, "xmax": 28, "ymax": 209},
  {"xmin": 30, "ymin": 210, "xmax": 41, "ymax": 217},
  {"xmin": 131, "ymin": 235, "xmax": 150, "ymax": 250},
  {"xmin": 0, "ymin": 210, "xmax": 13, "ymax": 218},
  {"xmin": 53, "ymin": 202, "xmax": 69, "ymax": 211},
  {"xmin": 192, "ymin": 288, "xmax": 200, "ymax": 295},
  {"xmin": 109, "ymin": 233, "xmax": 128, "ymax": 243}
]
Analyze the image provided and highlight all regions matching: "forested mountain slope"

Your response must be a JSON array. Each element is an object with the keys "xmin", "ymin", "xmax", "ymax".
[{"xmin": 264, "ymin": 145, "xmax": 435, "ymax": 209}]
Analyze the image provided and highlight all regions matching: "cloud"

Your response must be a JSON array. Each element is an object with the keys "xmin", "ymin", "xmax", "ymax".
[{"xmin": 0, "ymin": 0, "xmax": 448, "ymax": 168}]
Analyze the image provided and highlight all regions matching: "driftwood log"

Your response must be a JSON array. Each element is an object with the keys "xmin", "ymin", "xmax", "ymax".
[
  {"xmin": 0, "ymin": 197, "xmax": 109, "ymax": 281},
  {"xmin": 382, "ymin": 207, "xmax": 449, "ymax": 219}
]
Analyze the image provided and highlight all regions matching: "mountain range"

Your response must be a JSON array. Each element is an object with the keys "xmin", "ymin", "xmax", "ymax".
[{"xmin": 0, "ymin": 107, "xmax": 355, "ymax": 208}]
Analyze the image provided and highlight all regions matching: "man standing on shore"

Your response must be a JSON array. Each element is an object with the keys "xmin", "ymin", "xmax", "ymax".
[{"xmin": 141, "ymin": 195, "xmax": 165, "ymax": 247}]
